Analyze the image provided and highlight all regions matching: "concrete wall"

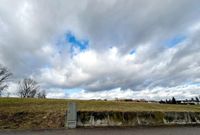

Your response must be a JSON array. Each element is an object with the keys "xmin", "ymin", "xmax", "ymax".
[
  {"xmin": 1, "ymin": 111, "xmax": 200, "ymax": 129},
  {"xmin": 77, "ymin": 111, "xmax": 200, "ymax": 127}
]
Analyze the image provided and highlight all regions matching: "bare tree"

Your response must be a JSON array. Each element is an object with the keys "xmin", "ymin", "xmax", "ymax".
[
  {"xmin": 37, "ymin": 90, "xmax": 46, "ymax": 99},
  {"xmin": 18, "ymin": 78, "xmax": 40, "ymax": 98},
  {"xmin": 0, "ymin": 64, "xmax": 12, "ymax": 96}
]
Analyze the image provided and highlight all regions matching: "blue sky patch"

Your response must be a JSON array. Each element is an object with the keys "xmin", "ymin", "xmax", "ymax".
[
  {"xmin": 187, "ymin": 81, "xmax": 200, "ymax": 86},
  {"xmin": 66, "ymin": 32, "xmax": 89, "ymax": 51},
  {"xmin": 164, "ymin": 35, "xmax": 186, "ymax": 48},
  {"xmin": 65, "ymin": 88, "xmax": 82, "ymax": 94},
  {"xmin": 129, "ymin": 49, "xmax": 136, "ymax": 55}
]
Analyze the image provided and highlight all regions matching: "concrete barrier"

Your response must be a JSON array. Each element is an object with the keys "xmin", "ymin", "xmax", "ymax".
[{"xmin": 76, "ymin": 111, "xmax": 200, "ymax": 127}]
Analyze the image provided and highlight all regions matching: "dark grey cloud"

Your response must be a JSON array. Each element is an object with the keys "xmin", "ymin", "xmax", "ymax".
[{"xmin": 79, "ymin": 0, "xmax": 200, "ymax": 53}]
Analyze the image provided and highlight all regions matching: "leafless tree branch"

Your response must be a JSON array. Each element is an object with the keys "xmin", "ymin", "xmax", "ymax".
[{"xmin": 0, "ymin": 64, "xmax": 12, "ymax": 96}]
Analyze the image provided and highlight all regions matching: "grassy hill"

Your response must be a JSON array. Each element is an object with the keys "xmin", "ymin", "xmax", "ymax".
[
  {"xmin": 1, "ymin": 98, "xmax": 200, "ymax": 129},
  {"xmin": 1, "ymin": 98, "xmax": 200, "ymax": 113}
]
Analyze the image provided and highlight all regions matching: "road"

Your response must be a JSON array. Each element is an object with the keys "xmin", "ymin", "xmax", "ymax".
[{"xmin": 0, "ymin": 127, "xmax": 200, "ymax": 135}]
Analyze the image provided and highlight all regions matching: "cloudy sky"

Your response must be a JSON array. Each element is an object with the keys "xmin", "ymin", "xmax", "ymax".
[{"xmin": 0, "ymin": 0, "xmax": 200, "ymax": 100}]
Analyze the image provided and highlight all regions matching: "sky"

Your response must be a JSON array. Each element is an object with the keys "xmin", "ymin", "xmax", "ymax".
[{"xmin": 0, "ymin": 0, "xmax": 200, "ymax": 100}]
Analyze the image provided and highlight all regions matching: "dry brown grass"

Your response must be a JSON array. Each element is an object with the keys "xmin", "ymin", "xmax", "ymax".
[{"xmin": 1, "ymin": 98, "xmax": 200, "ymax": 113}]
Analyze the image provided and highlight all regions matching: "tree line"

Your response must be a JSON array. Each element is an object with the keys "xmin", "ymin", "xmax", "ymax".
[
  {"xmin": 159, "ymin": 97, "xmax": 200, "ymax": 105},
  {"xmin": 0, "ymin": 64, "xmax": 46, "ymax": 98}
]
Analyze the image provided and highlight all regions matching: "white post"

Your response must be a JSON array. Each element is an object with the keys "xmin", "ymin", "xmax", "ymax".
[{"xmin": 66, "ymin": 102, "xmax": 77, "ymax": 128}]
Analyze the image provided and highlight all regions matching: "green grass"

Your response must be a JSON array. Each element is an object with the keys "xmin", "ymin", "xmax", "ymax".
[{"xmin": 1, "ymin": 97, "xmax": 200, "ymax": 113}]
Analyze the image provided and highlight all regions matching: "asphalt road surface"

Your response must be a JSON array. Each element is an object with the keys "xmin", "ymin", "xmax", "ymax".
[{"xmin": 0, "ymin": 127, "xmax": 200, "ymax": 135}]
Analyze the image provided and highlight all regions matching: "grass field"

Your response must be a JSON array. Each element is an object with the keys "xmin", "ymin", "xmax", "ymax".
[{"xmin": 1, "ymin": 98, "xmax": 200, "ymax": 113}]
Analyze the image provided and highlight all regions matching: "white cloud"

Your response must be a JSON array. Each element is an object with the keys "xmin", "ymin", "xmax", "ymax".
[
  {"xmin": 46, "ymin": 88, "xmax": 67, "ymax": 99},
  {"xmin": 69, "ymin": 84, "xmax": 200, "ymax": 100},
  {"xmin": 0, "ymin": 0, "xmax": 200, "ymax": 99}
]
